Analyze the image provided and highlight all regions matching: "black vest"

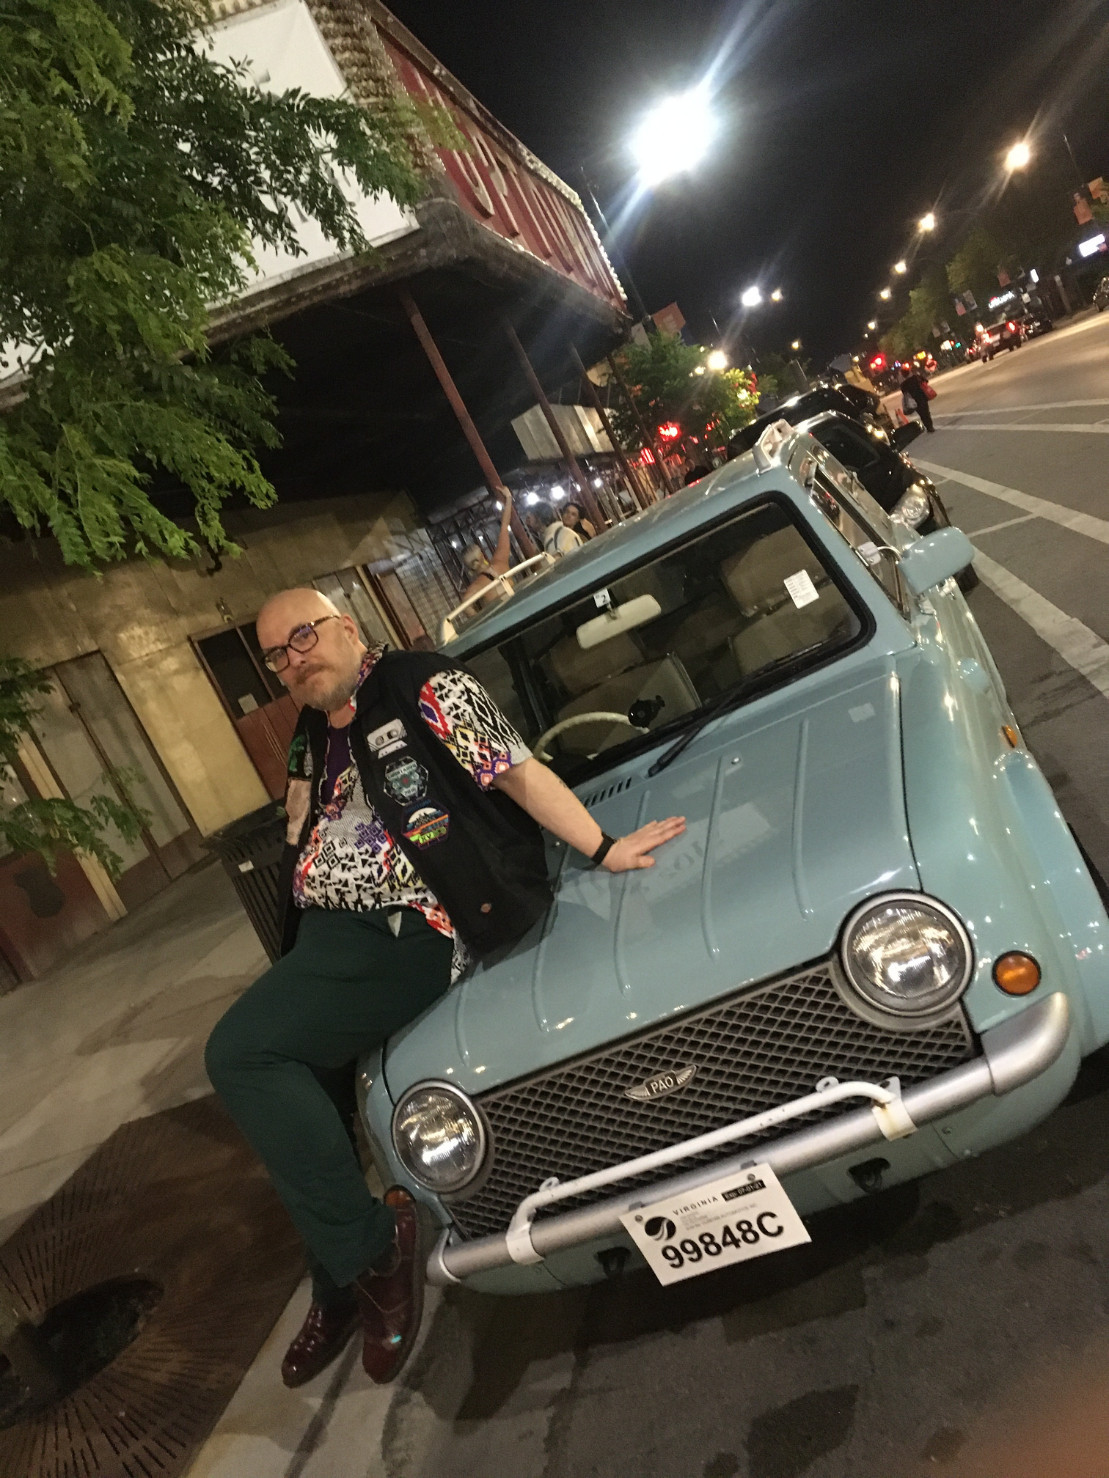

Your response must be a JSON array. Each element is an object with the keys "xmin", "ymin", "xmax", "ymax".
[{"xmin": 277, "ymin": 651, "xmax": 553, "ymax": 960}]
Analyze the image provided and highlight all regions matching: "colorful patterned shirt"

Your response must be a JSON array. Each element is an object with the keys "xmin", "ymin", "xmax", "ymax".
[{"xmin": 289, "ymin": 650, "xmax": 531, "ymax": 980}]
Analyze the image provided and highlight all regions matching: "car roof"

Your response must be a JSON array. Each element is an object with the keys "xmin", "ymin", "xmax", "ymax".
[{"xmin": 444, "ymin": 446, "xmax": 801, "ymax": 655}]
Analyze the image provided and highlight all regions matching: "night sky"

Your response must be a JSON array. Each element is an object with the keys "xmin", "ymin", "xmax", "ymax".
[{"xmin": 384, "ymin": 0, "xmax": 1109, "ymax": 362}]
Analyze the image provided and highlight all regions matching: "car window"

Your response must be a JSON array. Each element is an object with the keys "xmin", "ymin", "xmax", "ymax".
[
  {"xmin": 809, "ymin": 469, "xmax": 908, "ymax": 615},
  {"xmin": 811, "ymin": 423, "xmax": 879, "ymax": 471},
  {"xmin": 464, "ymin": 500, "xmax": 865, "ymax": 777}
]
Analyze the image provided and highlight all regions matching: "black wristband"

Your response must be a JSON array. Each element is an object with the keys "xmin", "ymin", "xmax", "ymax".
[{"xmin": 590, "ymin": 832, "xmax": 617, "ymax": 868}]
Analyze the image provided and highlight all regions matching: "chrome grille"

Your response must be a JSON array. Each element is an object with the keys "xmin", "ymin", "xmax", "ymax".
[{"xmin": 450, "ymin": 961, "xmax": 975, "ymax": 1241}]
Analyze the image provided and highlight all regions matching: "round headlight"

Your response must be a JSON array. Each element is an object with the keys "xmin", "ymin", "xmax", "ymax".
[
  {"xmin": 392, "ymin": 1082, "xmax": 485, "ymax": 1194},
  {"xmin": 892, "ymin": 485, "xmax": 931, "ymax": 527},
  {"xmin": 841, "ymin": 895, "xmax": 971, "ymax": 1017}
]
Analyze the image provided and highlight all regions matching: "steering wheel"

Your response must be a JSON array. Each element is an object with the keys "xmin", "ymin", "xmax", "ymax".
[{"xmin": 533, "ymin": 711, "xmax": 646, "ymax": 762}]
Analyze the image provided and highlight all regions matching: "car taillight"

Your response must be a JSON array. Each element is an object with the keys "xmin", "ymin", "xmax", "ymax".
[{"xmin": 1007, "ymin": 321, "xmax": 1016, "ymax": 331}]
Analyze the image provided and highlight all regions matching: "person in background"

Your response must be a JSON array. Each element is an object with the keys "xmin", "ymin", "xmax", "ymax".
[
  {"xmin": 459, "ymin": 489, "xmax": 515, "ymax": 608},
  {"xmin": 561, "ymin": 501, "xmax": 597, "ymax": 541},
  {"xmin": 899, "ymin": 364, "xmax": 935, "ymax": 433},
  {"xmin": 534, "ymin": 499, "xmax": 582, "ymax": 556}
]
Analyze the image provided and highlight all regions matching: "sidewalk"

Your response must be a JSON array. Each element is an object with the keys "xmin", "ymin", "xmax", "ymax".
[
  {"xmin": 0, "ymin": 859, "xmax": 267, "ymax": 1247},
  {"xmin": 0, "ymin": 859, "xmax": 434, "ymax": 1477}
]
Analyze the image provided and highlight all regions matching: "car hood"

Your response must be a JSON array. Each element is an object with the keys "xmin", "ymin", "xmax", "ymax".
[{"xmin": 384, "ymin": 658, "xmax": 919, "ymax": 1100}]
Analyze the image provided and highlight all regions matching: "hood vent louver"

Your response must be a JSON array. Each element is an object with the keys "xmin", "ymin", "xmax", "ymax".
[{"xmin": 582, "ymin": 776, "xmax": 635, "ymax": 808}]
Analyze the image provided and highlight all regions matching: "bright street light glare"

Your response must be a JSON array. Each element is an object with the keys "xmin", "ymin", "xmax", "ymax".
[
  {"xmin": 1005, "ymin": 140, "xmax": 1032, "ymax": 171},
  {"xmin": 630, "ymin": 89, "xmax": 718, "ymax": 187},
  {"xmin": 770, "ymin": 288, "xmax": 784, "ymax": 302},
  {"xmin": 879, "ymin": 286, "xmax": 892, "ymax": 300},
  {"xmin": 705, "ymin": 349, "xmax": 729, "ymax": 371},
  {"xmin": 790, "ymin": 339, "xmax": 801, "ymax": 351},
  {"xmin": 893, "ymin": 260, "xmax": 907, "ymax": 274},
  {"xmin": 867, "ymin": 319, "xmax": 878, "ymax": 330},
  {"xmin": 918, "ymin": 212, "xmax": 936, "ymax": 232},
  {"xmin": 740, "ymin": 285, "xmax": 762, "ymax": 308}
]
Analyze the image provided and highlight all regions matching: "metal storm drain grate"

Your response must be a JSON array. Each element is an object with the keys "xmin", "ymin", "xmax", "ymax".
[{"xmin": 0, "ymin": 1097, "xmax": 304, "ymax": 1478}]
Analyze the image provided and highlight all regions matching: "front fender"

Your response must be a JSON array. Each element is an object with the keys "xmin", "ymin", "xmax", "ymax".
[{"xmin": 899, "ymin": 651, "xmax": 1109, "ymax": 1051}]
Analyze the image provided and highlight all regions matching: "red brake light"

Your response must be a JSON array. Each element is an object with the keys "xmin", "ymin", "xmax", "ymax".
[
  {"xmin": 657, "ymin": 422, "xmax": 681, "ymax": 441},
  {"xmin": 1007, "ymin": 320, "xmax": 1016, "ymax": 331}
]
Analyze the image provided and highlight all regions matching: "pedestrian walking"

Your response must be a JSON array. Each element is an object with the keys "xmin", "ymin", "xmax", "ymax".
[
  {"xmin": 204, "ymin": 589, "xmax": 685, "ymax": 1389},
  {"xmin": 900, "ymin": 365, "xmax": 936, "ymax": 433}
]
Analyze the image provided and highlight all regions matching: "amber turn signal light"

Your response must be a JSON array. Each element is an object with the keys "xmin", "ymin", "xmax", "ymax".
[
  {"xmin": 1002, "ymin": 725, "xmax": 1020, "ymax": 749},
  {"xmin": 993, "ymin": 952, "xmax": 1041, "ymax": 995}
]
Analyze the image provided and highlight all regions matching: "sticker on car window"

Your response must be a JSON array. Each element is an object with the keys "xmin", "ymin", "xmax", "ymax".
[{"xmin": 784, "ymin": 570, "xmax": 819, "ymax": 608}]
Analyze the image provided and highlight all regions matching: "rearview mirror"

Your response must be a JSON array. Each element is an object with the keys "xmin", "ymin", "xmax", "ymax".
[
  {"xmin": 576, "ymin": 594, "xmax": 661, "ymax": 650},
  {"xmin": 898, "ymin": 527, "xmax": 975, "ymax": 595}
]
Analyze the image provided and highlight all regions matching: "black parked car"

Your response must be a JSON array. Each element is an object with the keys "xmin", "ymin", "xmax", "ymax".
[
  {"xmin": 798, "ymin": 412, "xmax": 978, "ymax": 592},
  {"xmin": 727, "ymin": 383, "xmax": 890, "ymax": 459},
  {"xmin": 1093, "ymin": 275, "xmax": 1109, "ymax": 311}
]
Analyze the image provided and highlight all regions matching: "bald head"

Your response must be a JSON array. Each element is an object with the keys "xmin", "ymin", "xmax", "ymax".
[{"xmin": 256, "ymin": 586, "xmax": 366, "ymax": 717}]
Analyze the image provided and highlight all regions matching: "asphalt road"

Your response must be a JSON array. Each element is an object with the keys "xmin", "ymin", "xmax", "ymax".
[{"xmin": 291, "ymin": 314, "xmax": 1109, "ymax": 1478}]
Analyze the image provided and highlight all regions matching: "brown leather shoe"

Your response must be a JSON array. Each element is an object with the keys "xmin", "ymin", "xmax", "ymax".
[
  {"xmin": 280, "ymin": 1296, "xmax": 360, "ymax": 1388},
  {"xmin": 353, "ymin": 1186, "xmax": 427, "ymax": 1384}
]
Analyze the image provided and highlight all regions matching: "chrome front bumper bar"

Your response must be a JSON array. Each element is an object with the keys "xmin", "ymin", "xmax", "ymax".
[{"xmin": 427, "ymin": 992, "xmax": 1070, "ymax": 1286}]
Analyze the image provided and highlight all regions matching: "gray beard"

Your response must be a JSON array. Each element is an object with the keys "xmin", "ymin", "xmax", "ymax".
[{"xmin": 311, "ymin": 675, "xmax": 359, "ymax": 714}]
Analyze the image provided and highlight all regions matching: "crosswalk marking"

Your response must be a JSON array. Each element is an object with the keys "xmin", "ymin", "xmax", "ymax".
[
  {"xmin": 916, "ymin": 460, "xmax": 1109, "ymax": 548},
  {"xmin": 934, "ymin": 399, "xmax": 1109, "ymax": 416},
  {"xmin": 973, "ymin": 551, "xmax": 1109, "ymax": 705},
  {"xmin": 964, "ymin": 514, "xmax": 1037, "ymax": 537},
  {"xmin": 931, "ymin": 422, "xmax": 1109, "ymax": 434}
]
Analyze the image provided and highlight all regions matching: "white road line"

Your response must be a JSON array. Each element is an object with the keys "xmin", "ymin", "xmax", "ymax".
[
  {"xmin": 916, "ymin": 461, "xmax": 1109, "ymax": 548},
  {"xmin": 932, "ymin": 422, "xmax": 1109, "ymax": 434},
  {"xmin": 974, "ymin": 551, "xmax": 1109, "ymax": 704},
  {"xmin": 964, "ymin": 514, "xmax": 1037, "ymax": 537},
  {"xmin": 935, "ymin": 399, "xmax": 1109, "ymax": 416}
]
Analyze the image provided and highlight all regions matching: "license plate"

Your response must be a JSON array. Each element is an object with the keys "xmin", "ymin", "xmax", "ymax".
[{"xmin": 619, "ymin": 1164, "xmax": 810, "ymax": 1285}]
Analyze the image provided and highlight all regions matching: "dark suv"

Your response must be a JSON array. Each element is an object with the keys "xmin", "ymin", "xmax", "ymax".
[{"xmin": 727, "ymin": 383, "xmax": 890, "ymax": 459}]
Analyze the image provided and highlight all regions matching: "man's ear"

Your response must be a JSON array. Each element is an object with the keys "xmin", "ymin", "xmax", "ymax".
[{"xmin": 340, "ymin": 613, "xmax": 362, "ymax": 643}]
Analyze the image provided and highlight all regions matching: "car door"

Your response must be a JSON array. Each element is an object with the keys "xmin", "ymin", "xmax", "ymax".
[{"xmin": 811, "ymin": 422, "xmax": 907, "ymax": 513}]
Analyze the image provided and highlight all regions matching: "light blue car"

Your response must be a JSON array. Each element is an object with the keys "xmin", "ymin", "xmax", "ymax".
[{"xmin": 357, "ymin": 429, "xmax": 1109, "ymax": 1295}]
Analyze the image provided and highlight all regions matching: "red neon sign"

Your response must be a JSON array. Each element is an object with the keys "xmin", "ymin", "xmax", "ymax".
[{"xmin": 657, "ymin": 422, "xmax": 681, "ymax": 441}]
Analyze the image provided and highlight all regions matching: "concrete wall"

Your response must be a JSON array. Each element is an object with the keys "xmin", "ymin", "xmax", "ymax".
[{"xmin": 0, "ymin": 490, "xmax": 421, "ymax": 835}]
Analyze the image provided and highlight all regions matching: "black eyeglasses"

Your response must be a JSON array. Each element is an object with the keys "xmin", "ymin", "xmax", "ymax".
[{"xmin": 261, "ymin": 615, "xmax": 339, "ymax": 672}]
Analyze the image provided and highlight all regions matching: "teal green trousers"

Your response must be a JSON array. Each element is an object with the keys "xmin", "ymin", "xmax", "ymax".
[{"xmin": 205, "ymin": 906, "xmax": 453, "ymax": 1300}]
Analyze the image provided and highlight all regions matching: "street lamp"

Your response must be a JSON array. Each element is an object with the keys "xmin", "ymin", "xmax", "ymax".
[
  {"xmin": 629, "ymin": 88, "xmax": 718, "ymax": 187},
  {"xmin": 705, "ymin": 348, "xmax": 729, "ymax": 371},
  {"xmin": 918, "ymin": 212, "xmax": 936, "ymax": 233},
  {"xmin": 879, "ymin": 286, "xmax": 892, "ymax": 300},
  {"xmin": 770, "ymin": 288, "xmax": 784, "ymax": 302},
  {"xmin": 893, "ymin": 260, "xmax": 907, "ymax": 274},
  {"xmin": 1005, "ymin": 140, "xmax": 1032, "ymax": 172},
  {"xmin": 790, "ymin": 339, "xmax": 801, "ymax": 351},
  {"xmin": 740, "ymin": 285, "xmax": 762, "ymax": 308},
  {"xmin": 867, "ymin": 319, "xmax": 878, "ymax": 331}
]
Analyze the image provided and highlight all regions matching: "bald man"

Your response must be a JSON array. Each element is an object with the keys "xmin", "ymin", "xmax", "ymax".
[{"xmin": 204, "ymin": 588, "xmax": 685, "ymax": 1389}]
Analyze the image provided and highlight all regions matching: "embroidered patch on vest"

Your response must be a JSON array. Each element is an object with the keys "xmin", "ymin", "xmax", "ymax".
[
  {"xmin": 367, "ymin": 718, "xmax": 407, "ymax": 758},
  {"xmin": 384, "ymin": 756, "xmax": 428, "ymax": 805},
  {"xmin": 402, "ymin": 803, "xmax": 450, "ymax": 849}
]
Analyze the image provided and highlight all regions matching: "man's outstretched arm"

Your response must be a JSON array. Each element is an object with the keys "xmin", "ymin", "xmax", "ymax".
[{"xmin": 492, "ymin": 757, "xmax": 685, "ymax": 871}]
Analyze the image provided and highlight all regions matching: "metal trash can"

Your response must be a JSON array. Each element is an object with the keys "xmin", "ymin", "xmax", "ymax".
[{"xmin": 205, "ymin": 801, "xmax": 287, "ymax": 962}]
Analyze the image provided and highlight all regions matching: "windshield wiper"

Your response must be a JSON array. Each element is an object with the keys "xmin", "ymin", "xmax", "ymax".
[{"xmin": 647, "ymin": 641, "xmax": 831, "ymax": 776}]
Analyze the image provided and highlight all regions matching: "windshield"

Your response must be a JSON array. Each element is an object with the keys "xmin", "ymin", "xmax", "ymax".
[{"xmin": 462, "ymin": 499, "xmax": 864, "ymax": 781}]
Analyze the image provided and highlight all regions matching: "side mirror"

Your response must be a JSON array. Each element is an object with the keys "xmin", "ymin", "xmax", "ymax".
[
  {"xmin": 899, "ymin": 527, "xmax": 975, "ymax": 595},
  {"xmin": 890, "ymin": 421, "xmax": 923, "ymax": 452}
]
